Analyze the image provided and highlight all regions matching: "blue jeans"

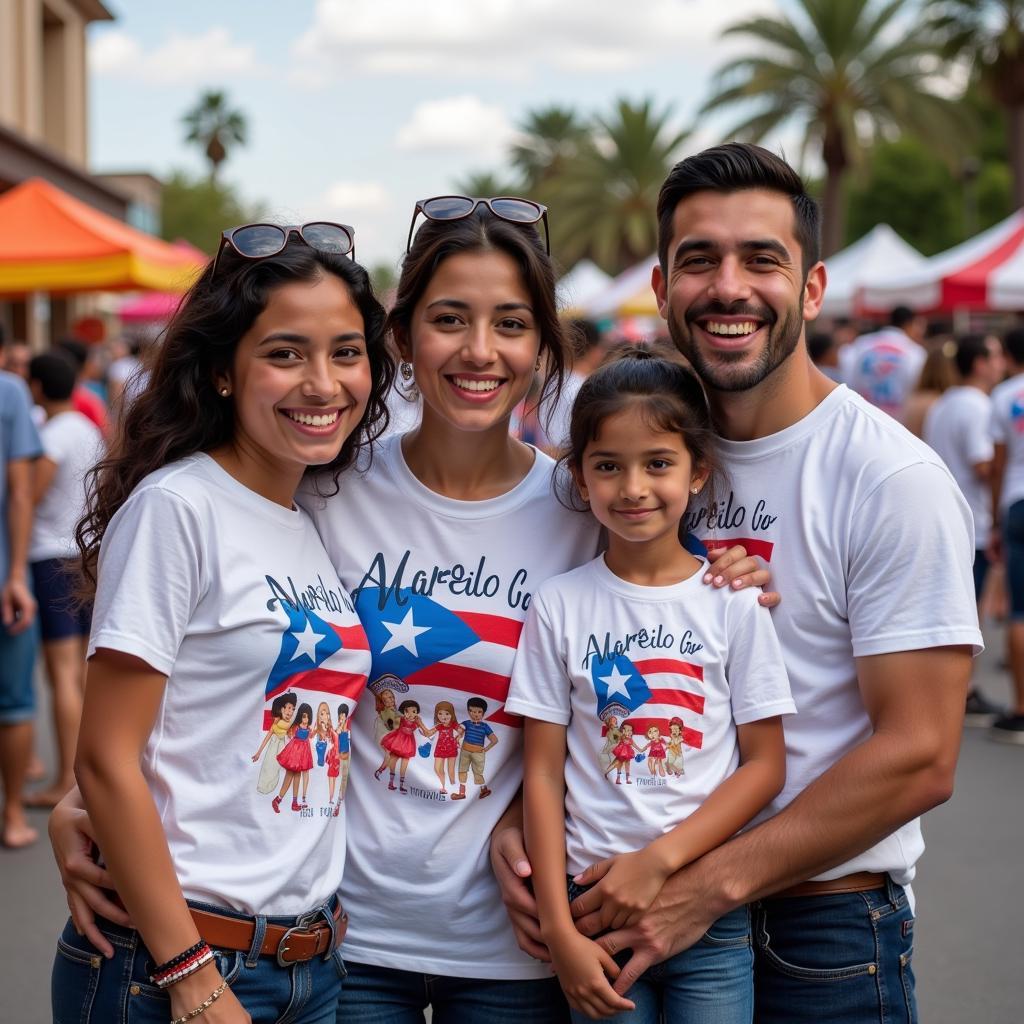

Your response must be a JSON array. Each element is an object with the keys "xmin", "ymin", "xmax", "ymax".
[
  {"xmin": 337, "ymin": 959, "xmax": 568, "ymax": 1023},
  {"xmin": 51, "ymin": 899, "xmax": 346, "ymax": 1024},
  {"xmin": 568, "ymin": 905, "xmax": 753, "ymax": 1024},
  {"xmin": 1005, "ymin": 500, "xmax": 1024, "ymax": 619},
  {"xmin": 752, "ymin": 877, "xmax": 916, "ymax": 1023}
]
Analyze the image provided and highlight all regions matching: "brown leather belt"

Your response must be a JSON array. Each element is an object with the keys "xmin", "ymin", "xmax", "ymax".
[
  {"xmin": 772, "ymin": 871, "xmax": 888, "ymax": 899},
  {"xmin": 189, "ymin": 901, "xmax": 347, "ymax": 967}
]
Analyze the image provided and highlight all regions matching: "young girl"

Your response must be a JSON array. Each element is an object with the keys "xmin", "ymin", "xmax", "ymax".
[
  {"xmin": 315, "ymin": 700, "xmax": 335, "ymax": 770},
  {"xmin": 50, "ymin": 227, "xmax": 391, "ymax": 1024},
  {"xmin": 377, "ymin": 698, "xmax": 428, "ymax": 792},
  {"xmin": 424, "ymin": 699, "xmax": 463, "ymax": 793},
  {"xmin": 326, "ymin": 702, "xmax": 351, "ymax": 809},
  {"xmin": 274, "ymin": 702, "xmax": 315, "ymax": 812},
  {"xmin": 507, "ymin": 347, "xmax": 795, "ymax": 1022},
  {"xmin": 251, "ymin": 690, "xmax": 297, "ymax": 795},
  {"xmin": 604, "ymin": 720, "xmax": 641, "ymax": 785}
]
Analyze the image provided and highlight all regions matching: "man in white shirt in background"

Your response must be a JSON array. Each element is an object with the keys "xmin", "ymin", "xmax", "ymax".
[
  {"xmin": 839, "ymin": 305, "xmax": 928, "ymax": 421},
  {"xmin": 987, "ymin": 327, "xmax": 1024, "ymax": 744},
  {"xmin": 536, "ymin": 318, "xmax": 606, "ymax": 455},
  {"xmin": 925, "ymin": 333, "xmax": 1007, "ymax": 725}
]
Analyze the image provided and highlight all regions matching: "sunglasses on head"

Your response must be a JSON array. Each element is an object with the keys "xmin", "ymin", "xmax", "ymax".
[
  {"xmin": 406, "ymin": 196, "xmax": 549, "ymax": 254},
  {"xmin": 211, "ymin": 221, "xmax": 356, "ymax": 277}
]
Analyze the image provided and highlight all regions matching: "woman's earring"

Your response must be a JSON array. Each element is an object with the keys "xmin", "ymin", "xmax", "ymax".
[
  {"xmin": 219, "ymin": 386, "xmax": 230, "ymax": 397},
  {"xmin": 691, "ymin": 485, "xmax": 701, "ymax": 494},
  {"xmin": 400, "ymin": 362, "xmax": 413, "ymax": 382}
]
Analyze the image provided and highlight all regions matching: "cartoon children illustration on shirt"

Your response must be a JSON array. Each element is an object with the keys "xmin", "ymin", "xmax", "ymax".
[
  {"xmin": 599, "ymin": 713, "xmax": 622, "ymax": 774},
  {"xmin": 453, "ymin": 697, "xmax": 499, "ymax": 801},
  {"xmin": 420, "ymin": 700, "xmax": 464, "ymax": 794},
  {"xmin": 314, "ymin": 701, "xmax": 335, "ymax": 770},
  {"xmin": 645, "ymin": 724, "xmax": 668, "ymax": 777},
  {"xmin": 666, "ymin": 716, "xmax": 685, "ymax": 777},
  {"xmin": 368, "ymin": 674, "xmax": 407, "ymax": 777},
  {"xmin": 376, "ymin": 699, "xmax": 429, "ymax": 794},
  {"xmin": 272, "ymin": 702, "xmax": 314, "ymax": 813},
  {"xmin": 327, "ymin": 703, "xmax": 351, "ymax": 812},
  {"xmin": 252, "ymin": 691, "xmax": 296, "ymax": 795},
  {"xmin": 605, "ymin": 720, "xmax": 642, "ymax": 785}
]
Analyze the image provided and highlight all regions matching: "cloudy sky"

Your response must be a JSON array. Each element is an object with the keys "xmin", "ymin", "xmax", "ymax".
[{"xmin": 89, "ymin": 0, "xmax": 786, "ymax": 268}]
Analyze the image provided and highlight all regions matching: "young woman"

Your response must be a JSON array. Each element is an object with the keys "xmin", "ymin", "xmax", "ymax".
[
  {"xmin": 50, "ymin": 201, "xmax": 772, "ymax": 1023},
  {"xmin": 508, "ymin": 349, "xmax": 794, "ymax": 1022},
  {"xmin": 50, "ymin": 226, "xmax": 392, "ymax": 1024}
]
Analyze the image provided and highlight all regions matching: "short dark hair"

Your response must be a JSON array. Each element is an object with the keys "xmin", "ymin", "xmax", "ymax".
[
  {"xmin": 807, "ymin": 332, "xmax": 834, "ymax": 364},
  {"xmin": 954, "ymin": 334, "xmax": 994, "ymax": 379},
  {"xmin": 657, "ymin": 143, "xmax": 821, "ymax": 276},
  {"xmin": 467, "ymin": 697, "xmax": 488, "ymax": 713},
  {"xmin": 271, "ymin": 692, "xmax": 298, "ymax": 719},
  {"xmin": 567, "ymin": 318, "xmax": 601, "ymax": 360},
  {"xmin": 891, "ymin": 306, "xmax": 918, "ymax": 330},
  {"xmin": 55, "ymin": 338, "xmax": 88, "ymax": 372},
  {"xmin": 29, "ymin": 352, "xmax": 77, "ymax": 401},
  {"xmin": 1004, "ymin": 327, "xmax": 1024, "ymax": 366}
]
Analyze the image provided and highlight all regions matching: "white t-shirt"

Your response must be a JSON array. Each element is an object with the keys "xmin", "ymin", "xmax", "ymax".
[
  {"xmin": 923, "ymin": 386, "xmax": 994, "ymax": 547},
  {"xmin": 505, "ymin": 555, "xmax": 794, "ymax": 875},
  {"xmin": 682, "ymin": 386, "xmax": 982, "ymax": 885},
  {"xmin": 989, "ymin": 372, "xmax": 1024, "ymax": 511},
  {"xmin": 838, "ymin": 328, "xmax": 926, "ymax": 420},
  {"xmin": 301, "ymin": 433, "xmax": 601, "ymax": 979},
  {"xmin": 29, "ymin": 410, "xmax": 104, "ymax": 562},
  {"xmin": 537, "ymin": 370, "xmax": 586, "ymax": 452},
  {"xmin": 89, "ymin": 454, "xmax": 371, "ymax": 916}
]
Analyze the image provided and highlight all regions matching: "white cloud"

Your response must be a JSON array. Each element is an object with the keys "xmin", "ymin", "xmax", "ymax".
[
  {"xmin": 89, "ymin": 28, "xmax": 262, "ymax": 85},
  {"xmin": 323, "ymin": 181, "xmax": 391, "ymax": 213},
  {"xmin": 291, "ymin": 0, "xmax": 775, "ymax": 82},
  {"xmin": 394, "ymin": 97, "xmax": 517, "ymax": 158}
]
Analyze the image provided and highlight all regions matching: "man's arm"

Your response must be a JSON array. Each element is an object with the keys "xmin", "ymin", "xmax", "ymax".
[
  {"xmin": 575, "ymin": 644, "xmax": 971, "ymax": 995},
  {"xmin": 2, "ymin": 456, "xmax": 36, "ymax": 632}
]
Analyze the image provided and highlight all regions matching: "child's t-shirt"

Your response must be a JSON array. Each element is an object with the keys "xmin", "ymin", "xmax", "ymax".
[{"xmin": 505, "ymin": 554, "xmax": 795, "ymax": 876}]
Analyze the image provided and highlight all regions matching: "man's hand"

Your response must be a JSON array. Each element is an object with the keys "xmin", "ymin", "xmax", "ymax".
[
  {"xmin": 489, "ymin": 825, "xmax": 551, "ymax": 961},
  {"xmin": 1, "ymin": 575, "xmax": 36, "ymax": 633},
  {"xmin": 570, "ymin": 850, "xmax": 671, "ymax": 931}
]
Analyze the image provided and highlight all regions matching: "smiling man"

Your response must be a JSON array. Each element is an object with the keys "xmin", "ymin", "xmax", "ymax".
[{"xmin": 569, "ymin": 144, "xmax": 984, "ymax": 1023}]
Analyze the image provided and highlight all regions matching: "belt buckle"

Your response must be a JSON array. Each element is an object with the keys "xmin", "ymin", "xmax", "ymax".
[{"xmin": 276, "ymin": 909, "xmax": 322, "ymax": 968}]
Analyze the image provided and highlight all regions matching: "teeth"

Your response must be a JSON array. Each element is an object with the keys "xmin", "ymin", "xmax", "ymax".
[
  {"xmin": 453, "ymin": 377, "xmax": 501, "ymax": 392},
  {"xmin": 285, "ymin": 410, "xmax": 340, "ymax": 427},
  {"xmin": 705, "ymin": 321, "xmax": 758, "ymax": 336}
]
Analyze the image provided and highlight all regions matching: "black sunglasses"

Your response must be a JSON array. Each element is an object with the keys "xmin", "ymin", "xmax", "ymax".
[
  {"xmin": 406, "ymin": 196, "xmax": 549, "ymax": 254},
  {"xmin": 211, "ymin": 221, "xmax": 356, "ymax": 276}
]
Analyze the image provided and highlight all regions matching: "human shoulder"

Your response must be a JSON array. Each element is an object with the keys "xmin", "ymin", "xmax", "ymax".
[{"xmin": 531, "ymin": 555, "xmax": 602, "ymax": 608}]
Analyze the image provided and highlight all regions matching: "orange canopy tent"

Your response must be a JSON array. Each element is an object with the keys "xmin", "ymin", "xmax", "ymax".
[{"xmin": 0, "ymin": 178, "xmax": 205, "ymax": 295}]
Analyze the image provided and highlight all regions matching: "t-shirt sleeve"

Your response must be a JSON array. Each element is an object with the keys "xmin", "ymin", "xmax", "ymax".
[
  {"xmin": 2, "ymin": 380, "xmax": 42, "ymax": 461},
  {"xmin": 990, "ymin": 399, "xmax": 1008, "ymax": 444},
  {"xmin": 504, "ymin": 595, "xmax": 572, "ymax": 725},
  {"xmin": 88, "ymin": 486, "xmax": 207, "ymax": 675},
  {"xmin": 963, "ymin": 402, "xmax": 994, "ymax": 465},
  {"xmin": 847, "ymin": 461, "xmax": 983, "ymax": 657},
  {"xmin": 724, "ymin": 594, "xmax": 796, "ymax": 725}
]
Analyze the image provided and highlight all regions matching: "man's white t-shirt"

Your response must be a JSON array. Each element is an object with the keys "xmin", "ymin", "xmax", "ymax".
[
  {"xmin": 29, "ymin": 410, "xmax": 104, "ymax": 562},
  {"xmin": 839, "ymin": 328, "xmax": 926, "ymax": 420},
  {"xmin": 989, "ymin": 372, "xmax": 1024, "ymax": 511},
  {"xmin": 506, "ymin": 555, "xmax": 794, "ymax": 875},
  {"xmin": 682, "ymin": 386, "xmax": 982, "ymax": 885},
  {"xmin": 301, "ymin": 434, "xmax": 600, "ymax": 979},
  {"xmin": 923, "ymin": 386, "xmax": 994, "ymax": 547},
  {"xmin": 89, "ymin": 454, "xmax": 371, "ymax": 916}
]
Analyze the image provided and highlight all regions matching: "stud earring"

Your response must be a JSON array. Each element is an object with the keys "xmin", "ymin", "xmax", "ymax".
[
  {"xmin": 219, "ymin": 386, "xmax": 230, "ymax": 397},
  {"xmin": 690, "ymin": 486, "xmax": 700, "ymax": 494},
  {"xmin": 400, "ymin": 362, "xmax": 414, "ymax": 382}
]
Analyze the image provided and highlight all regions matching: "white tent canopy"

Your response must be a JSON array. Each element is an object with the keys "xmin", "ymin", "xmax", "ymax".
[
  {"xmin": 820, "ymin": 225, "xmax": 925, "ymax": 318},
  {"xmin": 556, "ymin": 259, "xmax": 613, "ymax": 314},
  {"xmin": 584, "ymin": 254, "xmax": 659, "ymax": 319}
]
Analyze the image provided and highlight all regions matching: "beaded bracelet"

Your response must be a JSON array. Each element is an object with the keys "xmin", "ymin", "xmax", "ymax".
[
  {"xmin": 151, "ymin": 942, "xmax": 213, "ymax": 988},
  {"xmin": 170, "ymin": 980, "xmax": 228, "ymax": 1024}
]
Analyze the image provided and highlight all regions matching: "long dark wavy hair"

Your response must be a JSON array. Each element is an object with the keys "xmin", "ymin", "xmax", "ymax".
[
  {"xmin": 388, "ymin": 207, "xmax": 566, "ymax": 417},
  {"xmin": 76, "ymin": 240, "xmax": 394, "ymax": 595}
]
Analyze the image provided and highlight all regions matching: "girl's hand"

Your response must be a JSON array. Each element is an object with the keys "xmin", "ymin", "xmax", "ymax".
[
  {"xmin": 48, "ymin": 791, "xmax": 133, "ymax": 957},
  {"xmin": 549, "ymin": 928, "xmax": 635, "ymax": 1020},
  {"xmin": 705, "ymin": 544, "xmax": 780, "ymax": 608},
  {"xmin": 572, "ymin": 850, "xmax": 671, "ymax": 931}
]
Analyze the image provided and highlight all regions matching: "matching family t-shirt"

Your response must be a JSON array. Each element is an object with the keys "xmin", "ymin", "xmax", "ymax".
[
  {"xmin": 301, "ymin": 434, "xmax": 600, "ymax": 978},
  {"xmin": 683, "ymin": 386, "xmax": 983, "ymax": 884},
  {"xmin": 89, "ymin": 454, "xmax": 371, "ymax": 916},
  {"xmin": 989, "ymin": 372, "xmax": 1024, "ymax": 513},
  {"xmin": 506, "ymin": 555, "xmax": 794, "ymax": 876}
]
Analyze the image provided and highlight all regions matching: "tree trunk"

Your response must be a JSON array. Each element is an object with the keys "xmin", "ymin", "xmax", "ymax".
[
  {"xmin": 1010, "ymin": 105, "xmax": 1024, "ymax": 210},
  {"xmin": 821, "ymin": 162, "xmax": 845, "ymax": 259}
]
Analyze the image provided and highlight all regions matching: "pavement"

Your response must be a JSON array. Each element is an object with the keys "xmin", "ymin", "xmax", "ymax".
[{"xmin": 2, "ymin": 629, "xmax": 1021, "ymax": 1024}]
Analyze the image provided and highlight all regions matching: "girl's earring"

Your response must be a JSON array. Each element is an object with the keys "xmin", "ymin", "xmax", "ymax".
[{"xmin": 219, "ymin": 386, "xmax": 230, "ymax": 397}]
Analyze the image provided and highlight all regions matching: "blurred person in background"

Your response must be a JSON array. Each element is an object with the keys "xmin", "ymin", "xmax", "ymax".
[
  {"xmin": 26, "ymin": 353, "xmax": 105, "ymax": 807},
  {"xmin": 839, "ymin": 305, "xmax": 927, "ymax": 421},
  {"xmin": 0, "ymin": 335, "xmax": 32, "ymax": 382},
  {"xmin": 0, "ymin": 324, "xmax": 42, "ymax": 848},
  {"xmin": 987, "ymin": 327, "xmax": 1024, "ymax": 744},
  {"xmin": 106, "ymin": 336, "xmax": 149, "ymax": 421},
  {"xmin": 903, "ymin": 340, "xmax": 958, "ymax": 438},
  {"xmin": 807, "ymin": 330, "xmax": 840, "ymax": 381},
  {"xmin": 536, "ymin": 317, "xmax": 605, "ymax": 454},
  {"xmin": 924, "ymin": 334, "xmax": 1006, "ymax": 725},
  {"xmin": 54, "ymin": 338, "xmax": 109, "ymax": 438}
]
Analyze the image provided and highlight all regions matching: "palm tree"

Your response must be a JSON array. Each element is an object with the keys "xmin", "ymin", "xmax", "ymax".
[
  {"xmin": 511, "ymin": 105, "xmax": 589, "ymax": 192},
  {"xmin": 451, "ymin": 171, "xmax": 524, "ymax": 198},
  {"xmin": 927, "ymin": 1, "xmax": 1024, "ymax": 206},
  {"xmin": 183, "ymin": 91, "xmax": 248, "ymax": 182},
  {"xmin": 702, "ymin": 0, "xmax": 963, "ymax": 256},
  {"xmin": 547, "ymin": 98, "xmax": 689, "ymax": 273}
]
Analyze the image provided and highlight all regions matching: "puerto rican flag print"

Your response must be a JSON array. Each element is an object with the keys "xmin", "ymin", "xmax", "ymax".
[
  {"xmin": 355, "ymin": 587, "xmax": 523, "ymax": 727},
  {"xmin": 263, "ymin": 602, "xmax": 370, "ymax": 726},
  {"xmin": 592, "ymin": 652, "xmax": 706, "ymax": 749}
]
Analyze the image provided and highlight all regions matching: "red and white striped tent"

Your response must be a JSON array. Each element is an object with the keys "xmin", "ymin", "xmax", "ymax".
[{"xmin": 858, "ymin": 209, "xmax": 1024, "ymax": 314}]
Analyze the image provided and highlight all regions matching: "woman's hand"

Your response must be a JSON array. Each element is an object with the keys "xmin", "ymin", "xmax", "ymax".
[
  {"xmin": 49, "ymin": 788, "xmax": 132, "ymax": 957},
  {"xmin": 571, "ymin": 850, "xmax": 670, "ymax": 932},
  {"xmin": 705, "ymin": 544, "xmax": 779, "ymax": 608},
  {"xmin": 488, "ymin": 824, "xmax": 551, "ymax": 961},
  {"xmin": 548, "ymin": 928, "xmax": 635, "ymax": 1020},
  {"xmin": 167, "ymin": 962, "xmax": 251, "ymax": 1023}
]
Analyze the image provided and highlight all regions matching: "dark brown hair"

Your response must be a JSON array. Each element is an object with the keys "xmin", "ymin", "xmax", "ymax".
[
  {"xmin": 562, "ymin": 343, "xmax": 719, "ymax": 510},
  {"xmin": 387, "ymin": 207, "xmax": 566, "ymax": 414},
  {"xmin": 76, "ymin": 240, "xmax": 394, "ymax": 594}
]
